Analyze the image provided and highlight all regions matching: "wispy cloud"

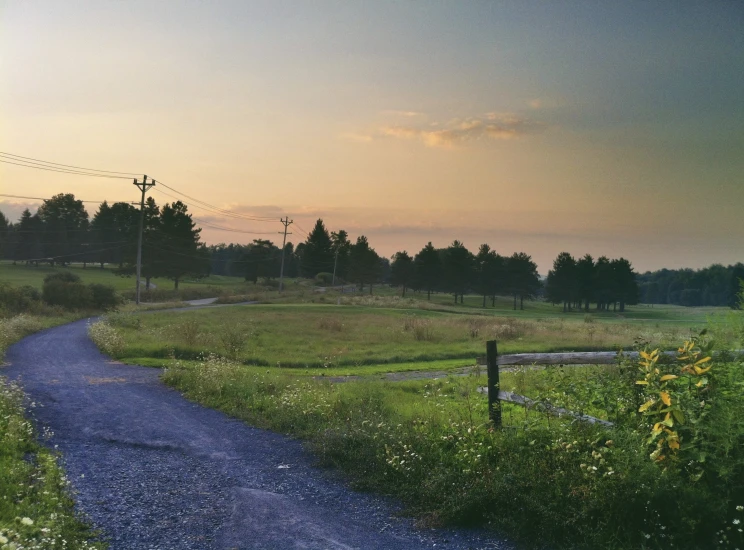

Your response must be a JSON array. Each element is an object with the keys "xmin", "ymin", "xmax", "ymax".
[
  {"xmin": 339, "ymin": 132, "xmax": 374, "ymax": 143},
  {"xmin": 379, "ymin": 113, "xmax": 544, "ymax": 148},
  {"xmin": 381, "ymin": 110, "xmax": 425, "ymax": 117}
]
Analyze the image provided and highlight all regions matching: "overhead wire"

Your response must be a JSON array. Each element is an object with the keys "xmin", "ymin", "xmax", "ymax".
[
  {"xmin": 0, "ymin": 151, "xmax": 140, "ymax": 176},
  {"xmin": 0, "ymin": 158, "xmax": 133, "ymax": 179},
  {"xmin": 153, "ymin": 180, "xmax": 277, "ymax": 222},
  {"xmin": 0, "ymin": 193, "xmax": 137, "ymax": 205}
]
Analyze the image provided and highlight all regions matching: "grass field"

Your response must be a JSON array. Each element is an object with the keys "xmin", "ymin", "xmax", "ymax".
[
  {"xmin": 0, "ymin": 261, "xmax": 250, "ymax": 292},
  {"xmin": 101, "ymin": 300, "xmax": 717, "ymax": 376}
]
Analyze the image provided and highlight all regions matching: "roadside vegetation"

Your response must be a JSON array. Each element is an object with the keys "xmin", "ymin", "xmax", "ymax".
[
  {"xmin": 84, "ymin": 283, "xmax": 744, "ymax": 549},
  {"xmin": 1, "ymin": 282, "xmax": 110, "ymax": 549}
]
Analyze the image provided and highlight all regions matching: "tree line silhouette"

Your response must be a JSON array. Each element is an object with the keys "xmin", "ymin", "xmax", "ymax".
[{"xmin": 2, "ymin": 194, "xmax": 740, "ymax": 309}]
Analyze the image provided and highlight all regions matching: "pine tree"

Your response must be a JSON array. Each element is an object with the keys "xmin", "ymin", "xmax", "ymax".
[
  {"xmin": 413, "ymin": 242, "xmax": 442, "ymax": 300},
  {"xmin": 302, "ymin": 219, "xmax": 334, "ymax": 277},
  {"xmin": 390, "ymin": 251, "xmax": 414, "ymax": 296}
]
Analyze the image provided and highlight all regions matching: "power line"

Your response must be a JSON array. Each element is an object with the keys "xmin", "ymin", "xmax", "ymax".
[
  {"xmin": 0, "ymin": 158, "xmax": 132, "ymax": 179},
  {"xmin": 153, "ymin": 181, "xmax": 277, "ymax": 222},
  {"xmin": 151, "ymin": 186, "xmax": 274, "ymax": 225},
  {"xmin": 0, "ymin": 151, "xmax": 139, "ymax": 176},
  {"xmin": 0, "ymin": 193, "xmax": 137, "ymax": 205}
]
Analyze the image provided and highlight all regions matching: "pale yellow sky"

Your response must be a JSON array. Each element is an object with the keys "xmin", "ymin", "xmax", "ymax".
[{"xmin": 2, "ymin": 2, "xmax": 742, "ymax": 273}]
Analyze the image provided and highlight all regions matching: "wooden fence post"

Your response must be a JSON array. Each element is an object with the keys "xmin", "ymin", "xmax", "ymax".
[{"xmin": 487, "ymin": 340, "xmax": 501, "ymax": 427}]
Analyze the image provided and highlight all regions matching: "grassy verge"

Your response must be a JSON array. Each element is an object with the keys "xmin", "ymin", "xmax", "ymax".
[
  {"xmin": 153, "ymin": 344, "xmax": 744, "ymax": 549},
  {"xmin": 1, "ymin": 314, "xmax": 105, "ymax": 549}
]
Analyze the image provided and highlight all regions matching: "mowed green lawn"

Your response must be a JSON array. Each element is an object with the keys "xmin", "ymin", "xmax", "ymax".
[
  {"xmin": 0, "ymin": 261, "xmax": 248, "ymax": 292},
  {"xmin": 111, "ymin": 302, "xmax": 713, "ymax": 373}
]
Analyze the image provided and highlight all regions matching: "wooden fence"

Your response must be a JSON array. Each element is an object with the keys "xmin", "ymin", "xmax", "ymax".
[{"xmin": 483, "ymin": 341, "xmax": 648, "ymax": 428}]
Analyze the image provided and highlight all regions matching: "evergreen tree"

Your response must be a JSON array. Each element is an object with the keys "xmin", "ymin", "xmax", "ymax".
[
  {"xmin": 507, "ymin": 252, "xmax": 541, "ymax": 310},
  {"xmin": 413, "ymin": 242, "xmax": 441, "ymax": 300},
  {"xmin": 302, "ymin": 219, "xmax": 334, "ymax": 277},
  {"xmin": 14, "ymin": 209, "xmax": 44, "ymax": 264},
  {"xmin": 330, "ymin": 229, "xmax": 351, "ymax": 283},
  {"xmin": 348, "ymin": 235, "xmax": 380, "ymax": 293},
  {"xmin": 90, "ymin": 201, "xmax": 117, "ymax": 268},
  {"xmin": 390, "ymin": 251, "xmax": 414, "ymax": 296},
  {"xmin": 157, "ymin": 201, "xmax": 209, "ymax": 289},
  {"xmin": 576, "ymin": 254, "xmax": 596, "ymax": 311},
  {"xmin": 611, "ymin": 258, "xmax": 639, "ymax": 312},
  {"xmin": 545, "ymin": 252, "xmax": 577, "ymax": 312},
  {"xmin": 442, "ymin": 240, "xmax": 474, "ymax": 304},
  {"xmin": 475, "ymin": 244, "xmax": 505, "ymax": 307}
]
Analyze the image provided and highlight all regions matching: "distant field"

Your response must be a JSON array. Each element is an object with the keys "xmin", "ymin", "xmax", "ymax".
[
  {"xmin": 106, "ymin": 301, "xmax": 714, "ymax": 373},
  {"xmin": 0, "ymin": 261, "xmax": 251, "ymax": 292}
]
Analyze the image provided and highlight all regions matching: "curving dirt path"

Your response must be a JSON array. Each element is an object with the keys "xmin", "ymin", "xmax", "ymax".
[{"xmin": 3, "ymin": 319, "xmax": 513, "ymax": 550}]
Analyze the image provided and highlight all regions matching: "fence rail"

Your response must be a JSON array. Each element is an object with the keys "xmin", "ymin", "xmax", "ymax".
[{"xmin": 484, "ymin": 341, "xmax": 636, "ymax": 428}]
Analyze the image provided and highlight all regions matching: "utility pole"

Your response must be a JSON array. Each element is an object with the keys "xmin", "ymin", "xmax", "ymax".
[
  {"xmin": 278, "ymin": 217, "xmax": 293, "ymax": 293},
  {"xmin": 134, "ymin": 175, "xmax": 156, "ymax": 305},
  {"xmin": 332, "ymin": 247, "xmax": 339, "ymax": 286}
]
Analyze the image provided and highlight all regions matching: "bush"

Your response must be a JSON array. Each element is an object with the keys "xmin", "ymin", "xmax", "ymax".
[
  {"xmin": 314, "ymin": 272, "xmax": 334, "ymax": 286},
  {"xmin": 42, "ymin": 279, "xmax": 92, "ymax": 310},
  {"xmin": 43, "ymin": 271, "xmax": 81, "ymax": 284},
  {"xmin": 41, "ymin": 276, "xmax": 119, "ymax": 311},
  {"xmin": 87, "ymin": 283, "xmax": 120, "ymax": 310},
  {"xmin": 0, "ymin": 283, "xmax": 42, "ymax": 315}
]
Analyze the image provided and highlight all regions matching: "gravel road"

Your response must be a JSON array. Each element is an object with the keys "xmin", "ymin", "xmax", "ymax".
[{"xmin": 3, "ymin": 319, "xmax": 514, "ymax": 550}]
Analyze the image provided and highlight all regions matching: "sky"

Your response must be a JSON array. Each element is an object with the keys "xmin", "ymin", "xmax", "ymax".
[{"xmin": 1, "ymin": 1, "xmax": 743, "ymax": 274}]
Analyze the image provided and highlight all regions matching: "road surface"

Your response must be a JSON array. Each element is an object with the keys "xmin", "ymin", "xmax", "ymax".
[{"xmin": 3, "ymin": 319, "xmax": 512, "ymax": 550}]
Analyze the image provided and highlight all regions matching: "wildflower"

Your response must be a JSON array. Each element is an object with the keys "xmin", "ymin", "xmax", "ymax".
[
  {"xmin": 0, "ymin": 535, "xmax": 7, "ymax": 544},
  {"xmin": 734, "ymin": 519, "xmax": 741, "ymax": 525},
  {"xmin": 737, "ymin": 505, "xmax": 744, "ymax": 511},
  {"xmin": 21, "ymin": 516, "xmax": 34, "ymax": 525}
]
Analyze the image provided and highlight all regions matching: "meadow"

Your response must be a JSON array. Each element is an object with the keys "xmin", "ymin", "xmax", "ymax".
[{"xmin": 104, "ymin": 301, "xmax": 711, "ymax": 375}]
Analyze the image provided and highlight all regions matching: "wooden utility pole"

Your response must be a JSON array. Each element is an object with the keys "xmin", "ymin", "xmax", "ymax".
[
  {"xmin": 278, "ymin": 217, "xmax": 293, "ymax": 293},
  {"xmin": 332, "ymin": 247, "xmax": 339, "ymax": 286},
  {"xmin": 134, "ymin": 176, "xmax": 155, "ymax": 305}
]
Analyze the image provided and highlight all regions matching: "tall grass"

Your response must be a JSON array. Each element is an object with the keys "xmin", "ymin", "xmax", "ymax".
[{"xmin": 161, "ymin": 342, "xmax": 744, "ymax": 549}]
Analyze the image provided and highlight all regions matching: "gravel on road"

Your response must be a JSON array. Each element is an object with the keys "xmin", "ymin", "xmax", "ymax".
[{"xmin": 3, "ymin": 319, "xmax": 514, "ymax": 550}]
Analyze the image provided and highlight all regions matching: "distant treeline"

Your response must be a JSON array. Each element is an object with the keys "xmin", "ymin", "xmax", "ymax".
[
  {"xmin": 637, "ymin": 264, "xmax": 744, "ymax": 308},
  {"xmin": 1, "ymin": 194, "xmax": 740, "ymax": 309}
]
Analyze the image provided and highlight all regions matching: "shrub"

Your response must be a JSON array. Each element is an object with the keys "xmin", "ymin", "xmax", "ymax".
[
  {"xmin": 0, "ymin": 283, "xmax": 42, "ymax": 315},
  {"xmin": 43, "ymin": 271, "xmax": 81, "ymax": 284},
  {"xmin": 42, "ymin": 278, "xmax": 92, "ymax": 310},
  {"xmin": 314, "ymin": 272, "xmax": 334, "ymax": 286},
  {"xmin": 87, "ymin": 283, "xmax": 121, "ymax": 310},
  {"xmin": 219, "ymin": 324, "xmax": 249, "ymax": 360},
  {"xmin": 40, "ymin": 275, "xmax": 118, "ymax": 311}
]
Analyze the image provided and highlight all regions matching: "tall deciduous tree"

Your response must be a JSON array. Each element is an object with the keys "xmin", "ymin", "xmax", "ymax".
[{"xmin": 36, "ymin": 193, "xmax": 89, "ymax": 266}]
